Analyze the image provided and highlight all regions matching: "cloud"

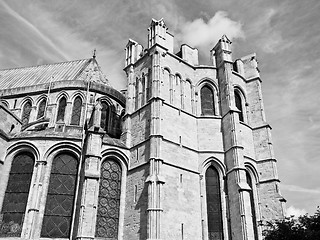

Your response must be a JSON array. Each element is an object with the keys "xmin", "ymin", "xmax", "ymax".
[
  {"xmin": 246, "ymin": 7, "xmax": 293, "ymax": 54},
  {"xmin": 178, "ymin": 11, "xmax": 244, "ymax": 50},
  {"xmin": 286, "ymin": 206, "xmax": 307, "ymax": 218},
  {"xmin": 282, "ymin": 184, "xmax": 320, "ymax": 194}
]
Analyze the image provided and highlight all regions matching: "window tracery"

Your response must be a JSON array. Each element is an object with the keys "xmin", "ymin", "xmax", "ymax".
[
  {"xmin": 0, "ymin": 152, "xmax": 34, "ymax": 237},
  {"xmin": 95, "ymin": 159, "xmax": 122, "ymax": 239},
  {"xmin": 41, "ymin": 153, "xmax": 78, "ymax": 238}
]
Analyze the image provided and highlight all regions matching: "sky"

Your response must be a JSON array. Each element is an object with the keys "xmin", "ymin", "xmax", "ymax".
[{"xmin": 0, "ymin": 0, "xmax": 319, "ymax": 216}]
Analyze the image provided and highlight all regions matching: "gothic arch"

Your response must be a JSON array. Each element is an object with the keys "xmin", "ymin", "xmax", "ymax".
[
  {"xmin": 200, "ymin": 157, "xmax": 228, "ymax": 240},
  {"xmin": 197, "ymin": 81, "xmax": 219, "ymax": 116},
  {"xmin": 234, "ymin": 86, "xmax": 247, "ymax": 122},
  {"xmin": 70, "ymin": 91, "xmax": 86, "ymax": 103}
]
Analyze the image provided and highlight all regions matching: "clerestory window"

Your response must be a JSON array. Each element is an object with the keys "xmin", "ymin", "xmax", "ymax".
[
  {"xmin": 70, "ymin": 96, "xmax": 82, "ymax": 125},
  {"xmin": 37, "ymin": 98, "xmax": 47, "ymax": 119},
  {"xmin": 56, "ymin": 97, "xmax": 67, "ymax": 122},
  {"xmin": 201, "ymin": 85, "xmax": 215, "ymax": 115},
  {"xmin": 21, "ymin": 101, "xmax": 32, "ymax": 126}
]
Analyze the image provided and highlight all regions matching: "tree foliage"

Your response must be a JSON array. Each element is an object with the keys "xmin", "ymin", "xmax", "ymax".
[{"xmin": 263, "ymin": 207, "xmax": 320, "ymax": 240}]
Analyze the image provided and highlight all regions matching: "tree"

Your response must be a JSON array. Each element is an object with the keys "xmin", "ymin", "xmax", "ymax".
[{"xmin": 263, "ymin": 207, "xmax": 320, "ymax": 240}]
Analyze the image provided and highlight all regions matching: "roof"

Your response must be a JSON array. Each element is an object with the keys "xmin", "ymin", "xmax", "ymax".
[{"xmin": 0, "ymin": 58, "xmax": 110, "ymax": 89}]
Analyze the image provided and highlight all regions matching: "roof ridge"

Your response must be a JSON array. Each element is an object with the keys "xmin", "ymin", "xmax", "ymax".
[{"xmin": 0, "ymin": 58, "xmax": 92, "ymax": 72}]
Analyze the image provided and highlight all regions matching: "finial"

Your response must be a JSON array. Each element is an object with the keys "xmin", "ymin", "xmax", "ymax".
[{"xmin": 93, "ymin": 49, "xmax": 96, "ymax": 58}]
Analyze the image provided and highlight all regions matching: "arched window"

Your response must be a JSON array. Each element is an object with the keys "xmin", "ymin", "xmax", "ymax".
[
  {"xmin": 100, "ymin": 101, "xmax": 110, "ymax": 130},
  {"xmin": 206, "ymin": 166, "xmax": 223, "ymax": 240},
  {"xmin": 37, "ymin": 98, "xmax": 47, "ymax": 119},
  {"xmin": 41, "ymin": 153, "xmax": 78, "ymax": 238},
  {"xmin": 56, "ymin": 97, "xmax": 67, "ymax": 122},
  {"xmin": 0, "ymin": 152, "xmax": 34, "ymax": 237},
  {"xmin": 234, "ymin": 91, "xmax": 244, "ymax": 122},
  {"xmin": 70, "ymin": 96, "xmax": 82, "ymax": 125},
  {"xmin": 21, "ymin": 101, "xmax": 32, "ymax": 126},
  {"xmin": 95, "ymin": 159, "xmax": 122, "ymax": 238},
  {"xmin": 201, "ymin": 85, "xmax": 215, "ymax": 115},
  {"xmin": 246, "ymin": 172, "xmax": 258, "ymax": 240}
]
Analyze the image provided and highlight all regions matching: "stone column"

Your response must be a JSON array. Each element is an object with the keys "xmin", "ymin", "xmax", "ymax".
[
  {"xmin": 146, "ymin": 49, "xmax": 165, "ymax": 240},
  {"xmin": 213, "ymin": 35, "xmax": 255, "ymax": 240},
  {"xmin": 76, "ymin": 117, "xmax": 104, "ymax": 239},
  {"xmin": 23, "ymin": 160, "xmax": 47, "ymax": 239}
]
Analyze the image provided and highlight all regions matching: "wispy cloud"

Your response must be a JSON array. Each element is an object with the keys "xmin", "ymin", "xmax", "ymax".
[{"xmin": 282, "ymin": 184, "xmax": 320, "ymax": 195}]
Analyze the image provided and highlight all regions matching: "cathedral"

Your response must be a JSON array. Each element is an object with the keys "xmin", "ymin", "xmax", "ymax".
[{"xmin": 0, "ymin": 19, "xmax": 285, "ymax": 240}]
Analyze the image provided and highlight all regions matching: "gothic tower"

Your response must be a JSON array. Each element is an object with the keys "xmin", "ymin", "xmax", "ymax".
[{"xmin": 122, "ymin": 19, "xmax": 285, "ymax": 240}]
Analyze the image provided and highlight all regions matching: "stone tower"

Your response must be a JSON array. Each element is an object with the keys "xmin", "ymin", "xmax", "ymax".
[{"xmin": 122, "ymin": 19, "xmax": 285, "ymax": 240}]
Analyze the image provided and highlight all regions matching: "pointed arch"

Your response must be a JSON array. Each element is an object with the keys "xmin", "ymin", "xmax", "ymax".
[
  {"xmin": 234, "ymin": 88, "xmax": 246, "ymax": 122},
  {"xmin": 21, "ymin": 100, "xmax": 32, "ymax": 126},
  {"xmin": 37, "ymin": 98, "xmax": 47, "ymax": 119},
  {"xmin": 56, "ymin": 96, "xmax": 67, "ymax": 122},
  {"xmin": 201, "ymin": 85, "xmax": 215, "ymax": 115},
  {"xmin": 70, "ymin": 96, "xmax": 82, "ymax": 125}
]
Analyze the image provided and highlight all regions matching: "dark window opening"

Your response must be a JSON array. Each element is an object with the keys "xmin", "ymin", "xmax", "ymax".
[
  {"xmin": 37, "ymin": 99, "xmax": 47, "ymax": 119},
  {"xmin": 235, "ymin": 91, "xmax": 244, "ymax": 122},
  {"xmin": 0, "ymin": 152, "xmax": 34, "ymax": 237},
  {"xmin": 100, "ymin": 102, "xmax": 110, "ymax": 130},
  {"xmin": 41, "ymin": 153, "xmax": 78, "ymax": 238},
  {"xmin": 21, "ymin": 101, "xmax": 32, "ymax": 126},
  {"xmin": 95, "ymin": 159, "xmax": 122, "ymax": 239},
  {"xmin": 246, "ymin": 172, "xmax": 258, "ymax": 240},
  {"xmin": 56, "ymin": 97, "xmax": 67, "ymax": 122},
  {"xmin": 206, "ymin": 166, "xmax": 223, "ymax": 240},
  {"xmin": 70, "ymin": 97, "xmax": 82, "ymax": 125},
  {"xmin": 201, "ymin": 86, "xmax": 215, "ymax": 115}
]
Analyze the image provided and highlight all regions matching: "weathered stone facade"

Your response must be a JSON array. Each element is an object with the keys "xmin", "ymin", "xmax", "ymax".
[{"xmin": 0, "ymin": 19, "xmax": 285, "ymax": 240}]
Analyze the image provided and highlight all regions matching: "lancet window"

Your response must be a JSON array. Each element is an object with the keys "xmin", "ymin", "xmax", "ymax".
[
  {"xmin": 37, "ymin": 98, "xmax": 47, "ymax": 119},
  {"xmin": 234, "ymin": 90, "xmax": 244, "ymax": 122},
  {"xmin": 41, "ymin": 153, "xmax": 78, "ymax": 238},
  {"xmin": 246, "ymin": 172, "xmax": 258, "ymax": 240},
  {"xmin": 0, "ymin": 152, "xmax": 34, "ymax": 237},
  {"xmin": 56, "ymin": 97, "xmax": 67, "ymax": 122},
  {"xmin": 70, "ymin": 96, "xmax": 82, "ymax": 125},
  {"xmin": 206, "ymin": 166, "xmax": 223, "ymax": 240},
  {"xmin": 21, "ymin": 101, "xmax": 32, "ymax": 126},
  {"xmin": 201, "ymin": 85, "xmax": 215, "ymax": 115}
]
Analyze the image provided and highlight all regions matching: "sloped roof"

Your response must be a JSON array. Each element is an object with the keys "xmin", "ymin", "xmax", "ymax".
[{"xmin": 0, "ymin": 58, "xmax": 110, "ymax": 89}]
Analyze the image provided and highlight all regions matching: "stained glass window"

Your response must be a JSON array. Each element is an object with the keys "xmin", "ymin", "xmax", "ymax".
[
  {"xmin": 235, "ymin": 91, "xmax": 244, "ymax": 122},
  {"xmin": 100, "ymin": 102, "xmax": 109, "ymax": 130},
  {"xmin": 37, "ymin": 99, "xmax": 47, "ymax": 119},
  {"xmin": 70, "ymin": 97, "xmax": 82, "ymax": 125},
  {"xmin": 206, "ymin": 166, "xmax": 223, "ymax": 240},
  {"xmin": 201, "ymin": 86, "xmax": 215, "ymax": 115},
  {"xmin": 95, "ymin": 159, "xmax": 122, "ymax": 239},
  {"xmin": 0, "ymin": 152, "xmax": 34, "ymax": 237},
  {"xmin": 246, "ymin": 172, "xmax": 258, "ymax": 240},
  {"xmin": 21, "ymin": 101, "xmax": 32, "ymax": 126},
  {"xmin": 56, "ymin": 97, "xmax": 67, "ymax": 122},
  {"xmin": 41, "ymin": 153, "xmax": 78, "ymax": 238}
]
